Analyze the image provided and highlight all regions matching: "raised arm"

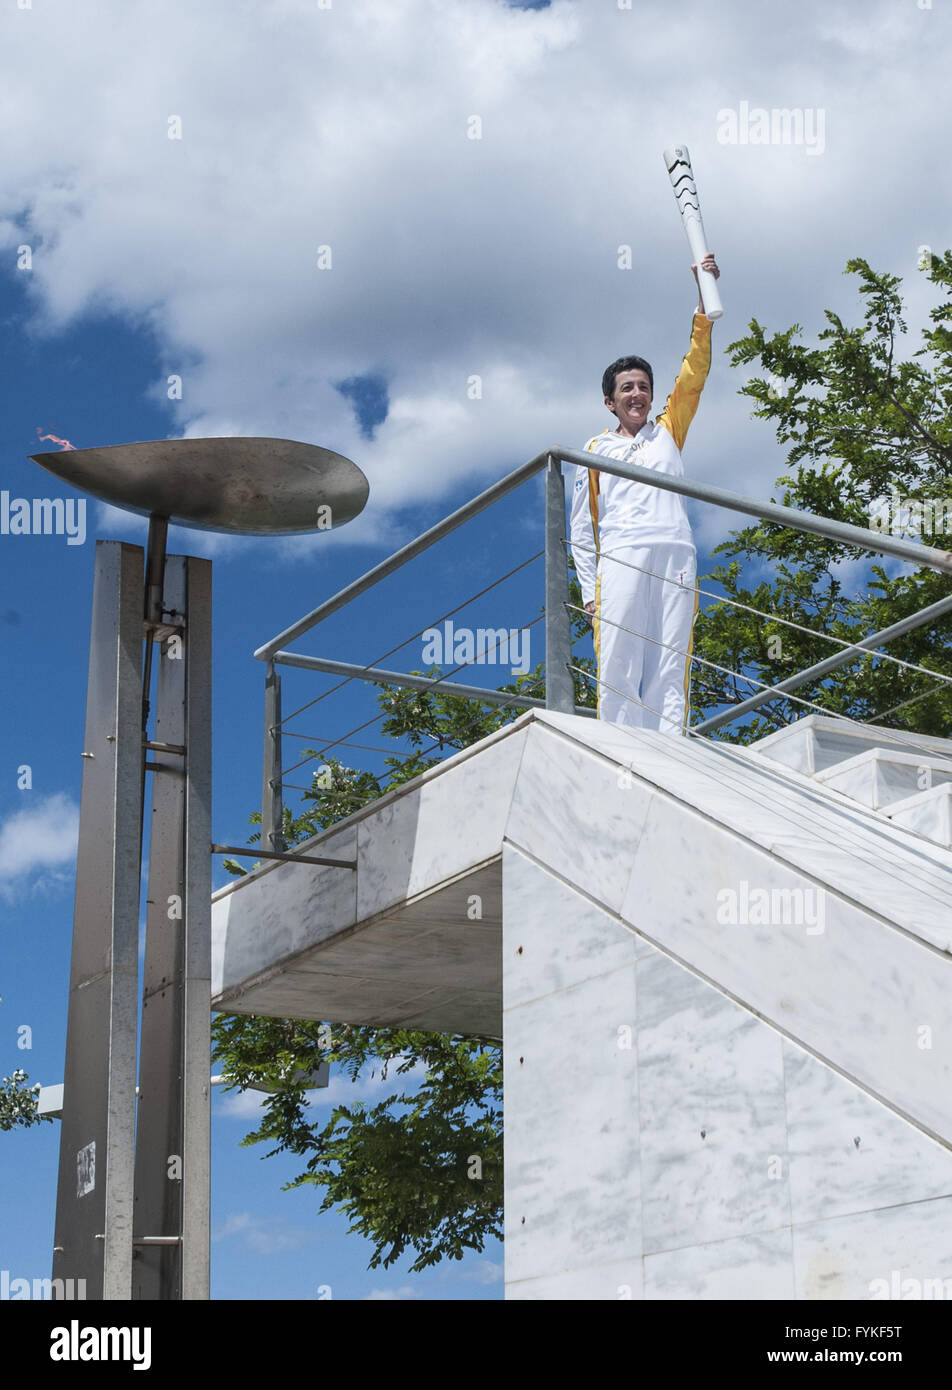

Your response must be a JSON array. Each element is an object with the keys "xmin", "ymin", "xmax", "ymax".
[
  {"xmin": 656, "ymin": 253, "xmax": 719, "ymax": 451},
  {"xmin": 655, "ymin": 314, "xmax": 713, "ymax": 451}
]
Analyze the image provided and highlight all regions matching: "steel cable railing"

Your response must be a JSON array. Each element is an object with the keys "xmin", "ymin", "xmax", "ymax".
[
  {"xmin": 867, "ymin": 685, "xmax": 950, "ymax": 724},
  {"xmin": 270, "ymin": 548, "xmax": 552, "ymax": 804},
  {"xmin": 567, "ymin": 594, "xmax": 952, "ymax": 771},
  {"xmin": 279, "ymin": 608, "xmax": 547, "ymax": 779},
  {"xmin": 278, "ymin": 549, "xmax": 545, "ymax": 728},
  {"xmin": 567, "ymin": 538, "xmax": 952, "ymax": 694},
  {"xmin": 250, "ymin": 446, "xmax": 952, "ymax": 859},
  {"xmin": 267, "ymin": 599, "xmax": 552, "ymax": 843}
]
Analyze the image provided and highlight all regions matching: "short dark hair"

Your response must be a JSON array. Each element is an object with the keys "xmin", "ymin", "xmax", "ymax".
[{"xmin": 602, "ymin": 355, "xmax": 653, "ymax": 401}]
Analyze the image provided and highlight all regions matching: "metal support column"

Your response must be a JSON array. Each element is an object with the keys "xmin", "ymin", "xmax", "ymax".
[
  {"xmin": 262, "ymin": 660, "xmax": 283, "ymax": 853},
  {"xmin": 544, "ymin": 455, "xmax": 575, "ymax": 713},
  {"xmin": 134, "ymin": 553, "xmax": 186, "ymax": 1298},
  {"xmin": 181, "ymin": 556, "xmax": 212, "ymax": 1299},
  {"xmin": 133, "ymin": 554, "xmax": 211, "ymax": 1299},
  {"xmin": 53, "ymin": 541, "xmax": 144, "ymax": 1300},
  {"xmin": 34, "ymin": 433, "xmax": 367, "ymax": 1303}
]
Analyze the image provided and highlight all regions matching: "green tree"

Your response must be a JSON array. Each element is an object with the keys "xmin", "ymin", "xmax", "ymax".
[
  {"xmin": 1, "ymin": 1070, "xmax": 52, "ymax": 1131},
  {"xmin": 693, "ymin": 252, "xmax": 952, "ymax": 740}
]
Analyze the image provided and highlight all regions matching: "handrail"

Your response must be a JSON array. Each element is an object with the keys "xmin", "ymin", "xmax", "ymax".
[
  {"xmin": 266, "ymin": 650, "xmax": 594, "ymax": 717},
  {"xmin": 552, "ymin": 446, "xmax": 952, "ymax": 576},
  {"xmin": 256, "ymin": 443, "xmax": 952, "ymax": 662},
  {"xmin": 255, "ymin": 441, "xmax": 952, "ymax": 851},
  {"xmin": 268, "ymin": 650, "xmax": 597, "ymax": 717},
  {"xmin": 254, "ymin": 452, "xmax": 550, "ymax": 661}
]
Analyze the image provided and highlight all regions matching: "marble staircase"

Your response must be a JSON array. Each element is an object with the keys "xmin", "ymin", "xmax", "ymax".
[{"xmin": 746, "ymin": 714, "xmax": 952, "ymax": 848}]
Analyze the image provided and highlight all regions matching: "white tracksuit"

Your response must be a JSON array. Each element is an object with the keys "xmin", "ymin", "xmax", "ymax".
[{"xmin": 569, "ymin": 312, "xmax": 712, "ymax": 734}]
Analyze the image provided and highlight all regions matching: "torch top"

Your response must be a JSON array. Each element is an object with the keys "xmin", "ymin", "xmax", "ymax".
[{"xmin": 30, "ymin": 436, "xmax": 369, "ymax": 535}]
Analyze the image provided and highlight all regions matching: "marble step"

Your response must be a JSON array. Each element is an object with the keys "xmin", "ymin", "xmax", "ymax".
[
  {"xmin": 814, "ymin": 747, "xmax": 952, "ymax": 810},
  {"xmin": 885, "ymin": 783, "xmax": 952, "ymax": 849},
  {"xmin": 751, "ymin": 713, "xmax": 952, "ymax": 777}
]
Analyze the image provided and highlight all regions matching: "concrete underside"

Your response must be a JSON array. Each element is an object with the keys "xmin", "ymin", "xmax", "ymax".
[
  {"xmin": 215, "ymin": 861, "xmax": 502, "ymax": 1036},
  {"xmin": 212, "ymin": 709, "xmax": 952, "ymax": 1299}
]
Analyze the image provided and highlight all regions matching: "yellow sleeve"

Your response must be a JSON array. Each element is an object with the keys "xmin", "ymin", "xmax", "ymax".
[{"xmin": 656, "ymin": 312, "xmax": 713, "ymax": 451}]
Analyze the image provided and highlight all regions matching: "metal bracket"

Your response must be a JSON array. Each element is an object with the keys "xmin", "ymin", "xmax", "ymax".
[{"xmin": 211, "ymin": 842, "xmax": 357, "ymax": 870}]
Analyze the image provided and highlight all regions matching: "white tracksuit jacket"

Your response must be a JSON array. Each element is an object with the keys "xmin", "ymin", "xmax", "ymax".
[{"xmin": 569, "ymin": 312, "xmax": 713, "ymax": 733}]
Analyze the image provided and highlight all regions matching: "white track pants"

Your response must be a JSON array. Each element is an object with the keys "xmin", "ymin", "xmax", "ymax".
[{"xmin": 593, "ymin": 542, "xmax": 699, "ymax": 735}]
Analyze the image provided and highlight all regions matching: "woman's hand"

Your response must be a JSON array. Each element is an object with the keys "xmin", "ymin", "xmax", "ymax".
[{"xmin": 692, "ymin": 253, "xmax": 720, "ymax": 313}]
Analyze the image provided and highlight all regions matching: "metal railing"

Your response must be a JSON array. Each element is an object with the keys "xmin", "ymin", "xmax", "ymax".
[{"xmin": 252, "ymin": 447, "xmax": 952, "ymax": 854}]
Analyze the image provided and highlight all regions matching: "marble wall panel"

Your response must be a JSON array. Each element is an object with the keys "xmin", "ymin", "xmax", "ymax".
[
  {"xmin": 637, "ymin": 952, "xmax": 790, "ymax": 1253},
  {"xmin": 793, "ymin": 1196, "xmax": 952, "ymax": 1301},
  {"xmin": 355, "ymin": 726, "xmax": 526, "ymax": 922},
  {"xmin": 503, "ymin": 844, "xmax": 638, "ymax": 1010},
  {"xmin": 784, "ymin": 1042, "xmax": 952, "ymax": 1226},
  {"xmin": 644, "ymin": 1229, "xmax": 795, "ymax": 1301},
  {"xmin": 622, "ymin": 796, "xmax": 952, "ymax": 1144},
  {"xmin": 503, "ymin": 850, "xmax": 641, "ymax": 1289},
  {"xmin": 505, "ymin": 725, "xmax": 656, "ymax": 915},
  {"xmin": 212, "ymin": 824, "xmax": 358, "ymax": 997},
  {"xmin": 507, "ymin": 1256, "xmax": 644, "ymax": 1301}
]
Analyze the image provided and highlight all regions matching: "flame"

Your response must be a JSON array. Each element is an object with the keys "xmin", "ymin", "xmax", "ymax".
[{"xmin": 36, "ymin": 428, "xmax": 76, "ymax": 451}]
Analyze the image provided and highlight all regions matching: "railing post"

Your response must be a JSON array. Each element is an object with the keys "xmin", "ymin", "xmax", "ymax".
[
  {"xmin": 261, "ymin": 660, "xmax": 283, "ymax": 853},
  {"xmin": 545, "ymin": 454, "xmax": 575, "ymax": 714}
]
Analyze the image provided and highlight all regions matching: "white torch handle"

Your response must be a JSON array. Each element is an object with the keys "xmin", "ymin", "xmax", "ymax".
[{"xmin": 663, "ymin": 145, "xmax": 724, "ymax": 321}]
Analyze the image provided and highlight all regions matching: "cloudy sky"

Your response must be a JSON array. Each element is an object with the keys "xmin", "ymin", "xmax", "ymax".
[
  {"xmin": 1, "ymin": 0, "xmax": 948, "ymax": 1302},
  {"xmin": 4, "ymin": 0, "xmax": 946, "ymax": 537}
]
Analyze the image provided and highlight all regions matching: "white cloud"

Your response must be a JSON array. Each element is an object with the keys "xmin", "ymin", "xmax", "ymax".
[
  {"xmin": 215, "ymin": 1088, "xmax": 269, "ymax": 1120},
  {"xmin": 457, "ymin": 1259, "xmax": 504, "ymax": 1285},
  {"xmin": 214, "ymin": 1211, "xmax": 258, "ymax": 1241},
  {"xmin": 212, "ymin": 1210, "xmax": 319, "ymax": 1255},
  {"xmin": 3, "ymin": 0, "xmax": 945, "ymax": 555},
  {"xmin": 365, "ymin": 1284, "xmax": 420, "ymax": 1301},
  {"xmin": 315, "ymin": 1057, "xmax": 428, "ymax": 1108},
  {"xmin": 215, "ymin": 1056, "xmax": 428, "ymax": 1119},
  {"xmin": 0, "ymin": 792, "xmax": 79, "ymax": 896}
]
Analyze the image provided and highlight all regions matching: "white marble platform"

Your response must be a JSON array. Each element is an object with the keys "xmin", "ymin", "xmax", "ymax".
[
  {"xmin": 211, "ymin": 706, "xmax": 952, "ymax": 1297},
  {"xmin": 211, "ymin": 721, "xmax": 523, "ymax": 1033},
  {"xmin": 752, "ymin": 712, "xmax": 952, "ymax": 776},
  {"xmin": 815, "ymin": 747, "xmax": 952, "ymax": 809},
  {"xmin": 887, "ymin": 783, "xmax": 952, "ymax": 848},
  {"xmin": 214, "ymin": 709, "xmax": 952, "ymax": 1122}
]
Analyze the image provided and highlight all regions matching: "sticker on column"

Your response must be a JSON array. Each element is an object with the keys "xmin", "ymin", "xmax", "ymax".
[{"xmin": 76, "ymin": 1141, "xmax": 96, "ymax": 1197}]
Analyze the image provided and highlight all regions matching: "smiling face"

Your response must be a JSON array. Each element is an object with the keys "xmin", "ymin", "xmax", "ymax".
[{"xmin": 607, "ymin": 368, "xmax": 653, "ymax": 437}]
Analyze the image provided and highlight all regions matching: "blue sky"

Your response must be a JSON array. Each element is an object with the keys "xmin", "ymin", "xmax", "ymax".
[{"xmin": 2, "ymin": 0, "xmax": 949, "ymax": 1300}]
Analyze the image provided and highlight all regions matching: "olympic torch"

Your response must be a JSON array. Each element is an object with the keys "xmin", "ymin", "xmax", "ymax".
[{"xmin": 663, "ymin": 145, "xmax": 724, "ymax": 321}]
